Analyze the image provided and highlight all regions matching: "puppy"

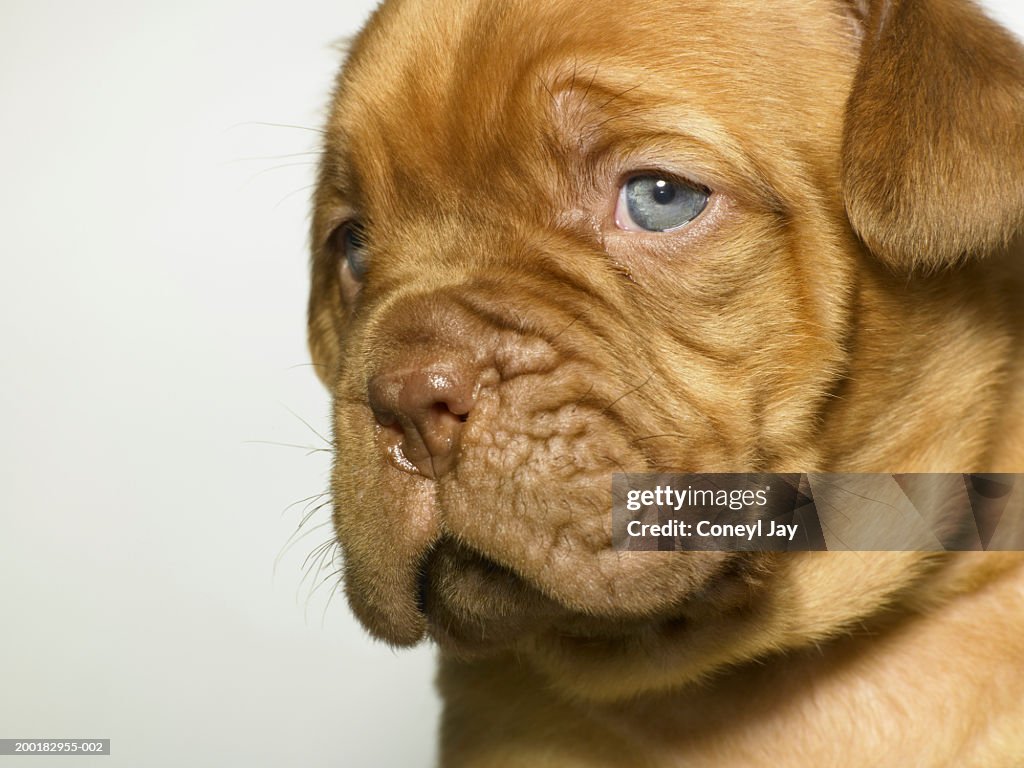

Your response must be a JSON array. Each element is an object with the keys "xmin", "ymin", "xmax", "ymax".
[{"xmin": 307, "ymin": 0, "xmax": 1024, "ymax": 765}]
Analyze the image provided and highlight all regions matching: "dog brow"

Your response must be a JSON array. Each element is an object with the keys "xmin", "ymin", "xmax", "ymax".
[{"xmin": 537, "ymin": 59, "xmax": 784, "ymax": 213}]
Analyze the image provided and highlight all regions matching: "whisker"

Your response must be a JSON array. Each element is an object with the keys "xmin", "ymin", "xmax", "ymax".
[
  {"xmin": 304, "ymin": 551, "xmax": 344, "ymax": 618},
  {"xmin": 319, "ymin": 568, "xmax": 345, "ymax": 628},
  {"xmin": 274, "ymin": 183, "xmax": 318, "ymax": 209},
  {"xmin": 302, "ymin": 536, "xmax": 340, "ymax": 578},
  {"xmin": 230, "ymin": 120, "xmax": 326, "ymax": 135},
  {"xmin": 224, "ymin": 150, "xmax": 322, "ymax": 164},
  {"xmin": 632, "ymin": 433, "xmax": 690, "ymax": 443},
  {"xmin": 281, "ymin": 491, "xmax": 330, "ymax": 518},
  {"xmin": 243, "ymin": 439, "xmax": 331, "ymax": 453},
  {"xmin": 275, "ymin": 518, "xmax": 333, "ymax": 575},
  {"xmin": 280, "ymin": 403, "xmax": 333, "ymax": 447},
  {"xmin": 242, "ymin": 160, "xmax": 321, "ymax": 185},
  {"xmin": 300, "ymin": 542, "xmax": 342, "ymax": 618},
  {"xmin": 550, "ymin": 315, "xmax": 580, "ymax": 342},
  {"xmin": 310, "ymin": 565, "xmax": 344, "ymax": 599},
  {"xmin": 298, "ymin": 495, "xmax": 333, "ymax": 523},
  {"xmin": 600, "ymin": 373, "xmax": 654, "ymax": 416},
  {"xmin": 597, "ymin": 83, "xmax": 642, "ymax": 110}
]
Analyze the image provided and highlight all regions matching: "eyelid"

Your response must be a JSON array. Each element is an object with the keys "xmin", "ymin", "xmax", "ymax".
[
  {"xmin": 316, "ymin": 204, "xmax": 355, "ymax": 250},
  {"xmin": 611, "ymin": 169, "xmax": 712, "ymax": 212},
  {"xmin": 341, "ymin": 220, "xmax": 369, "ymax": 279},
  {"xmin": 616, "ymin": 167, "xmax": 708, "ymax": 191}
]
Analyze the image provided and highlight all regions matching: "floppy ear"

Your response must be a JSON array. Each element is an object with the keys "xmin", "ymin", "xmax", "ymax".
[{"xmin": 841, "ymin": 0, "xmax": 1024, "ymax": 271}]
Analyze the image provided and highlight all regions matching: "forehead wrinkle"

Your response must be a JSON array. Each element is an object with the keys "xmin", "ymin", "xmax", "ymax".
[
  {"xmin": 540, "ymin": 59, "xmax": 643, "ymax": 153},
  {"xmin": 539, "ymin": 61, "xmax": 782, "ymax": 211},
  {"xmin": 330, "ymin": 38, "xmax": 544, "ymax": 219},
  {"xmin": 324, "ymin": 0, "xmax": 850, "ymax": 229}
]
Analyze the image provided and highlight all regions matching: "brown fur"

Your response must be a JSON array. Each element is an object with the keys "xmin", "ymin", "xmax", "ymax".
[{"xmin": 307, "ymin": 0, "xmax": 1024, "ymax": 764}]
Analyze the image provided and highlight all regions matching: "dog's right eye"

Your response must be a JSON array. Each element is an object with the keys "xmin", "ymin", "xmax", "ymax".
[
  {"xmin": 615, "ymin": 175, "xmax": 709, "ymax": 232},
  {"xmin": 334, "ymin": 222, "xmax": 369, "ymax": 281}
]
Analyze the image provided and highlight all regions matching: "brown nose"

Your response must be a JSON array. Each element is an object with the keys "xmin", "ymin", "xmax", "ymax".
[{"xmin": 368, "ymin": 362, "xmax": 475, "ymax": 479}]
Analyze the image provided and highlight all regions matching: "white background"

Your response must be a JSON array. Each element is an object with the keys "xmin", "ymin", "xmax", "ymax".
[{"xmin": 1, "ymin": 2, "xmax": 1022, "ymax": 766}]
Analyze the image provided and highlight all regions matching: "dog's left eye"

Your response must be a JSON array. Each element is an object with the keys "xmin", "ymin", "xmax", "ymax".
[
  {"xmin": 339, "ymin": 222, "xmax": 369, "ymax": 280},
  {"xmin": 615, "ymin": 175, "xmax": 709, "ymax": 232}
]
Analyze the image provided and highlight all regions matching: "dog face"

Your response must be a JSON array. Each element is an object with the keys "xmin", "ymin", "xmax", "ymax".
[{"xmin": 309, "ymin": 0, "xmax": 1024, "ymax": 700}]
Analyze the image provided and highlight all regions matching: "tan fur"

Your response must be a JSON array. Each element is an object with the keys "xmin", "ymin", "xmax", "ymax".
[{"xmin": 307, "ymin": 0, "xmax": 1024, "ymax": 764}]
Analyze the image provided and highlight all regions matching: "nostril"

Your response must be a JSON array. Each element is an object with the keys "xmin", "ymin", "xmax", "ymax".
[
  {"xmin": 374, "ymin": 410, "xmax": 398, "ymax": 429},
  {"xmin": 431, "ymin": 402, "xmax": 453, "ymax": 417},
  {"xmin": 428, "ymin": 401, "xmax": 469, "ymax": 429},
  {"xmin": 366, "ymin": 364, "xmax": 477, "ymax": 478}
]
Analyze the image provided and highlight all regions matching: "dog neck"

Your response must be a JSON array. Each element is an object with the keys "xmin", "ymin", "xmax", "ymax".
[
  {"xmin": 437, "ymin": 553, "xmax": 1024, "ymax": 766},
  {"xmin": 820, "ymin": 240, "xmax": 1024, "ymax": 473}
]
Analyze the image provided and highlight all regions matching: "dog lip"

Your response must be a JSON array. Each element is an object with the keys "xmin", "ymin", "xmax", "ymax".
[
  {"xmin": 416, "ymin": 539, "xmax": 561, "ymax": 650},
  {"xmin": 414, "ymin": 539, "xmax": 702, "ymax": 652}
]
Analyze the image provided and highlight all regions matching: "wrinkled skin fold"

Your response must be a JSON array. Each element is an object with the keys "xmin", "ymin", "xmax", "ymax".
[{"xmin": 307, "ymin": 0, "xmax": 1024, "ymax": 764}]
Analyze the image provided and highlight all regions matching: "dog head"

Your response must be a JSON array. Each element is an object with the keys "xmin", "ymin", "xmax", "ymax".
[{"xmin": 308, "ymin": 0, "xmax": 1024, "ymax": 700}]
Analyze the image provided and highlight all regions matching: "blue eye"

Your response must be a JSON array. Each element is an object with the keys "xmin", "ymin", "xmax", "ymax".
[
  {"xmin": 616, "ymin": 175, "xmax": 709, "ymax": 232},
  {"xmin": 341, "ymin": 222, "xmax": 369, "ymax": 280}
]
